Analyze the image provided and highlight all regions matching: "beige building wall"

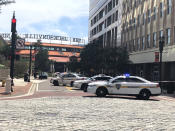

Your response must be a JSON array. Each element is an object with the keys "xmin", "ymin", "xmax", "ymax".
[{"xmin": 122, "ymin": 0, "xmax": 175, "ymax": 64}]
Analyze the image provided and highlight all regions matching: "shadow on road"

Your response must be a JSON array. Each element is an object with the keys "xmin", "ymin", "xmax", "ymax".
[{"xmin": 83, "ymin": 95, "xmax": 159, "ymax": 101}]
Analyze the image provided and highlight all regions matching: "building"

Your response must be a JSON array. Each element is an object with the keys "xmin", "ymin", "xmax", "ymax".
[
  {"xmin": 121, "ymin": 0, "xmax": 175, "ymax": 82},
  {"xmin": 89, "ymin": 0, "xmax": 123, "ymax": 47},
  {"xmin": 15, "ymin": 42, "xmax": 83, "ymax": 72},
  {"xmin": 0, "ymin": 33, "xmax": 85, "ymax": 72}
]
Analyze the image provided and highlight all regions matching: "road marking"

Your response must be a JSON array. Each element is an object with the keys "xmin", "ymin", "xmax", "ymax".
[{"xmin": 65, "ymin": 87, "xmax": 74, "ymax": 91}]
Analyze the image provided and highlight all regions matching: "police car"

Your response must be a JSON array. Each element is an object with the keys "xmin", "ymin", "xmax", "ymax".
[
  {"xmin": 74, "ymin": 74, "xmax": 112, "ymax": 90},
  {"xmin": 86, "ymin": 74, "xmax": 161, "ymax": 100}
]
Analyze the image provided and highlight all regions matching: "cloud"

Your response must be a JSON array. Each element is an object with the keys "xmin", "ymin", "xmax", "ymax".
[{"xmin": 0, "ymin": 0, "xmax": 89, "ymax": 39}]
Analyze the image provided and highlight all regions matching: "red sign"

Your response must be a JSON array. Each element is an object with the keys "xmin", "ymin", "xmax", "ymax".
[{"xmin": 155, "ymin": 52, "xmax": 159, "ymax": 62}]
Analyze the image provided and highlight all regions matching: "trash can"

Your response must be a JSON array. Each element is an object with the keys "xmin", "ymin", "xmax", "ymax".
[{"xmin": 24, "ymin": 73, "xmax": 29, "ymax": 82}]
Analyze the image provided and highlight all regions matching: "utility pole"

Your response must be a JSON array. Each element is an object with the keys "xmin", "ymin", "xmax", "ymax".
[
  {"xmin": 10, "ymin": 12, "xmax": 16, "ymax": 91},
  {"xmin": 159, "ymin": 36, "xmax": 164, "ymax": 90}
]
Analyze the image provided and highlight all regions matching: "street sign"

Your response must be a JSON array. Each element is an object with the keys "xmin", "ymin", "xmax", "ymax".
[{"xmin": 16, "ymin": 38, "xmax": 25, "ymax": 49}]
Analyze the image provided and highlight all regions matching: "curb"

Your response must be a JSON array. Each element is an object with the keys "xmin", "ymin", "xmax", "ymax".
[{"xmin": 0, "ymin": 82, "xmax": 38, "ymax": 100}]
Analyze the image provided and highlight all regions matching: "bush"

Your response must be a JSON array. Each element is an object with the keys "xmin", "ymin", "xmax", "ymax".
[{"xmin": 14, "ymin": 61, "xmax": 29, "ymax": 78}]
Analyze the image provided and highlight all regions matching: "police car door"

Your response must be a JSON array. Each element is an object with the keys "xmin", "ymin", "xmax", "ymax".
[{"xmin": 109, "ymin": 77, "xmax": 126, "ymax": 94}]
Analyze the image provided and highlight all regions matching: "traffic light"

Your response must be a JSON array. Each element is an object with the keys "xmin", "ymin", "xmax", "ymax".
[{"xmin": 11, "ymin": 14, "xmax": 16, "ymax": 32}]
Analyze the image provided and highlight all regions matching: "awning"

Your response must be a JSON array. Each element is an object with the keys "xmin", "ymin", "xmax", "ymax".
[{"xmin": 49, "ymin": 57, "xmax": 70, "ymax": 63}]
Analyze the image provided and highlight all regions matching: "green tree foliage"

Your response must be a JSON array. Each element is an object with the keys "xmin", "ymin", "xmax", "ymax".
[
  {"xmin": 79, "ymin": 43, "xmax": 131, "ymax": 76},
  {"xmin": 35, "ymin": 48, "xmax": 50, "ymax": 72},
  {"xmin": 67, "ymin": 56, "xmax": 81, "ymax": 73},
  {"xmin": 14, "ymin": 60, "xmax": 28, "ymax": 78}
]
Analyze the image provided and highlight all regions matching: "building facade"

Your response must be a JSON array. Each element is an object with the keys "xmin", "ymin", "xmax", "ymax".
[
  {"xmin": 121, "ymin": 0, "xmax": 175, "ymax": 82},
  {"xmin": 15, "ymin": 42, "xmax": 83, "ymax": 72},
  {"xmin": 89, "ymin": 0, "xmax": 123, "ymax": 47}
]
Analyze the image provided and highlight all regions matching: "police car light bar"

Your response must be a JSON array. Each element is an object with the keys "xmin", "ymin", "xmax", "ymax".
[{"xmin": 124, "ymin": 73, "xmax": 130, "ymax": 77}]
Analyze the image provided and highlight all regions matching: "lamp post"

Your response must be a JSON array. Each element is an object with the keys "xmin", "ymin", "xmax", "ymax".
[
  {"xmin": 159, "ymin": 36, "xmax": 164, "ymax": 89},
  {"xmin": 28, "ymin": 44, "xmax": 32, "ymax": 82}
]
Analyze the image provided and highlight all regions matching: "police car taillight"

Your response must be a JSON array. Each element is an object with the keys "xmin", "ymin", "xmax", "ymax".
[{"xmin": 156, "ymin": 84, "xmax": 160, "ymax": 88}]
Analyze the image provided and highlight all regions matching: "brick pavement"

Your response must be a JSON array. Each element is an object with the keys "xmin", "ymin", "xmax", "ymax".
[
  {"xmin": 0, "ymin": 96, "xmax": 175, "ymax": 130},
  {"xmin": 0, "ymin": 80, "xmax": 31, "ymax": 98}
]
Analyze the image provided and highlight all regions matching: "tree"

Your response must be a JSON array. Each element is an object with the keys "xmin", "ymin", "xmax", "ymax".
[
  {"xmin": 35, "ymin": 48, "xmax": 50, "ymax": 72},
  {"xmin": 67, "ymin": 56, "xmax": 81, "ymax": 73},
  {"xmin": 0, "ymin": 0, "xmax": 15, "ymax": 13},
  {"xmin": 80, "ymin": 42, "xmax": 131, "ymax": 76}
]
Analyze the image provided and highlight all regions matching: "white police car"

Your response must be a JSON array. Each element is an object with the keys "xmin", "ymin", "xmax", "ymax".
[{"xmin": 87, "ymin": 74, "xmax": 161, "ymax": 100}]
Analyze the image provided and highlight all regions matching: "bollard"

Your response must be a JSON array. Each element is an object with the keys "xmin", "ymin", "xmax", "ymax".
[{"xmin": 5, "ymin": 77, "xmax": 12, "ymax": 94}]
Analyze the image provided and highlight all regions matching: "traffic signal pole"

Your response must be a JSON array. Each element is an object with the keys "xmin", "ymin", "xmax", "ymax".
[
  {"xmin": 10, "ymin": 12, "xmax": 16, "ymax": 91},
  {"xmin": 159, "ymin": 36, "xmax": 164, "ymax": 90}
]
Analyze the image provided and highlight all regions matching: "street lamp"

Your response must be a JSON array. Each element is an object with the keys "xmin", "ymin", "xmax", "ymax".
[
  {"xmin": 159, "ymin": 36, "xmax": 165, "ymax": 89},
  {"xmin": 28, "ymin": 44, "xmax": 32, "ymax": 82}
]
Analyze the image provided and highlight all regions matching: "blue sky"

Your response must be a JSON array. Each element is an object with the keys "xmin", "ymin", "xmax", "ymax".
[{"xmin": 0, "ymin": 0, "xmax": 89, "ymax": 43}]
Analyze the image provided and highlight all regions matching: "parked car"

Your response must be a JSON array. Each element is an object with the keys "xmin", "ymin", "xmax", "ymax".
[
  {"xmin": 39, "ymin": 72, "xmax": 48, "ymax": 79},
  {"xmin": 86, "ymin": 75, "xmax": 161, "ymax": 100},
  {"xmin": 50, "ymin": 72, "xmax": 63, "ymax": 86},
  {"xmin": 74, "ymin": 74, "xmax": 112, "ymax": 91},
  {"xmin": 52, "ymin": 72, "xmax": 87, "ymax": 87}
]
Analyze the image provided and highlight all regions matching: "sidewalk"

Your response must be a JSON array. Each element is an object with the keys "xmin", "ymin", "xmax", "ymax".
[{"xmin": 0, "ymin": 78, "xmax": 32, "ymax": 98}]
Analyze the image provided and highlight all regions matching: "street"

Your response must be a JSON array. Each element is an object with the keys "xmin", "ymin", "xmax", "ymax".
[{"xmin": 0, "ymin": 79, "xmax": 175, "ymax": 131}]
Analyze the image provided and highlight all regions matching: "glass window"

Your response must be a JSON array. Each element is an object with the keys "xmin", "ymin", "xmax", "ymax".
[
  {"xmin": 142, "ymin": 13, "xmax": 146, "ymax": 25},
  {"xmin": 167, "ymin": 0, "xmax": 172, "ymax": 14},
  {"xmin": 107, "ymin": 16, "xmax": 112, "ymax": 26},
  {"xmin": 147, "ymin": 34, "xmax": 150, "ymax": 48},
  {"xmin": 153, "ymin": 32, "xmax": 157, "ymax": 47},
  {"xmin": 153, "ymin": 7, "xmax": 157, "ymax": 20},
  {"xmin": 112, "ymin": 78, "xmax": 126, "ymax": 83},
  {"xmin": 126, "ymin": 78, "xmax": 145, "ymax": 83},
  {"xmin": 160, "ymin": 2, "xmax": 164, "ymax": 18},
  {"xmin": 108, "ymin": 1, "xmax": 112, "ymax": 12},
  {"xmin": 142, "ymin": 37, "xmax": 145, "ymax": 50},
  {"xmin": 115, "ymin": 10, "xmax": 118, "ymax": 21},
  {"xmin": 166, "ymin": 28, "xmax": 171, "ymax": 45},
  {"xmin": 137, "ymin": 38, "xmax": 140, "ymax": 50},
  {"xmin": 147, "ymin": 9, "xmax": 151, "ymax": 23}
]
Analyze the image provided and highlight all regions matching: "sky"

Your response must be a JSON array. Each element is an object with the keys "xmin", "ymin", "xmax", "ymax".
[{"xmin": 0, "ymin": 0, "xmax": 89, "ymax": 43}]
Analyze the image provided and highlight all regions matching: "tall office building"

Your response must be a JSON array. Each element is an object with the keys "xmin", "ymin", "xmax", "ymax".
[
  {"xmin": 121, "ymin": 0, "xmax": 175, "ymax": 81},
  {"xmin": 89, "ymin": 0, "xmax": 123, "ymax": 47}
]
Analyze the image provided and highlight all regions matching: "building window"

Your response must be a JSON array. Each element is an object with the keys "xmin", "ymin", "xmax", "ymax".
[
  {"xmin": 160, "ymin": 2, "xmax": 164, "ymax": 18},
  {"xmin": 116, "ymin": 0, "xmax": 118, "ymax": 6},
  {"xmin": 115, "ymin": 10, "xmax": 118, "ymax": 21},
  {"xmin": 142, "ymin": 37, "xmax": 145, "ymax": 50},
  {"xmin": 147, "ymin": 9, "xmax": 151, "ymax": 23},
  {"xmin": 166, "ymin": 28, "xmax": 171, "ymax": 45},
  {"xmin": 137, "ymin": 15, "xmax": 140, "ymax": 26},
  {"xmin": 133, "ymin": 39, "xmax": 136, "ymax": 52},
  {"xmin": 142, "ymin": 13, "xmax": 146, "ymax": 25},
  {"xmin": 153, "ymin": 7, "xmax": 157, "ymax": 20},
  {"xmin": 108, "ymin": 1, "xmax": 112, "ymax": 12},
  {"xmin": 112, "ymin": 0, "xmax": 115, "ymax": 8},
  {"xmin": 147, "ymin": 34, "xmax": 150, "ymax": 48},
  {"xmin": 99, "ymin": 10, "xmax": 104, "ymax": 20},
  {"xmin": 153, "ymin": 32, "xmax": 157, "ymax": 47},
  {"xmin": 137, "ymin": 38, "xmax": 140, "ymax": 51},
  {"xmin": 107, "ymin": 16, "xmax": 112, "ymax": 26},
  {"xmin": 167, "ymin": 0, "xmax": 172, "ymax": 14},
  {"xmin": 159, "ymin": 30, "xmax": 163, "ymax": 38}
]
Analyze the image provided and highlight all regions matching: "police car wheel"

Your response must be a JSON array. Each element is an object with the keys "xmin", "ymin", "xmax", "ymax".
[
  {"xmin": 139, "ymin": 89, "xmax": 151, "ymax": 100},
  {"xmin": 70, "ymin": 81, "xmax": 74, "ymax": 87},
  {"xmin": 53, "ymin": 81, "xmax": 59, "ymax": 86},
  {"xmin": 81, "ymin": 83, "xmax": 87, "ymax": 90},
  {"xmin": 96, "ymin": 88, "xmax": 107, "ymax": 97}
]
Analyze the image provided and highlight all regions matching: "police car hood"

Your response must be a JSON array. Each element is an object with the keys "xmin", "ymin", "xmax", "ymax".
[
  {"xmin": 74, "ymin": 79, "xmax": 91, "ymax": 83},
  {"xmin": 88, "ymin": 81, "xmax": 108, "ymax": 86}
]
